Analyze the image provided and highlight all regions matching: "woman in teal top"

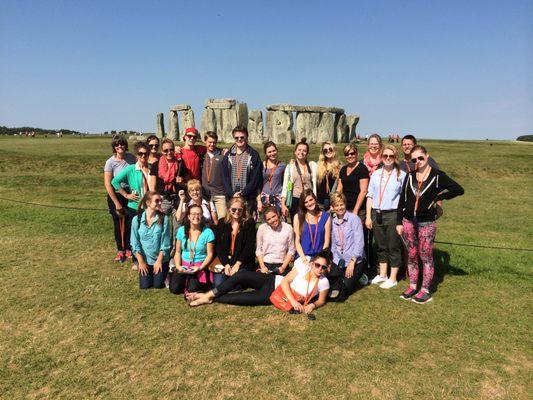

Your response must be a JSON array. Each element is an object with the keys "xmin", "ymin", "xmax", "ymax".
[
  {"xmin": 130, "ymin": 191, "xmax": 171, "ymax": 289},
  {"xmin": 111, "ymin": 141, "xmax": 151, "ymax": 214},
  {"xmin": 169, "ymin": 203, "xmax": 215, "ymax": 295}
]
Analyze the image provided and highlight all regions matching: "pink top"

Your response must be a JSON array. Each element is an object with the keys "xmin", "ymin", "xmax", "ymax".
[{"xmin": 256, "ymin": 221, "xmax": 296, "ymax": 264}]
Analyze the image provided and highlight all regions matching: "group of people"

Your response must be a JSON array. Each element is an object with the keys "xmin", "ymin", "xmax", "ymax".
[{"xmin": 103, "ymin": 126, "xmax": 463, "ymax": 314}]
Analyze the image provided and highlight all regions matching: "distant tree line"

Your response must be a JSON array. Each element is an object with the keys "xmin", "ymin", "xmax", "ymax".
[
  {"xmin": 516, "ymin": 135, "xmax": 533, "ymax": 142},
  {"xmin": 0, "ymin": 126, "xmax": 81, "ymax": 135}
]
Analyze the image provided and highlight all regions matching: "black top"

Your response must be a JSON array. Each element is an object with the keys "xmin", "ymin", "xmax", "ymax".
[
  {"xmin": 339, "ymin": 162, "xmax": 370, "ymax": 211},
  {"xmin": 317, "ymin": 172, "xmax": 336, "ymax": 206},
  {"xmin": 397, "ymin": 168, "xmax": 464, "ymax": 224},
  {"xmin": 399, "ymin": 156, "xmax": 439, "ymax": 173},
  {"xmin": 215, "ymin": 218, "xmax": 257, "ymax": 270}
]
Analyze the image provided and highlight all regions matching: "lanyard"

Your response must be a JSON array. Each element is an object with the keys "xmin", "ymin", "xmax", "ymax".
[
  {"xmin": 335, "ymin": 219, "xmax": 345, "ymax": 254},
  {"xmin": 295, "ymin": 161, "xmax": 309, "ymax": 192},
  {"xmin": 205, "ymin": 154, "xmax": 215, "ymax": 183},
  {"xmin": 414, "ymin": 169, "xmax": 431, "ymax": 215},
  {"xmin": 266, "ymin": 161, "xmax": 279, "ymax": 190},
  {"xmin": 235, "ymin": 150, "xmax": 247, "ymax": 183},
  {"xmin": 306, "ymin": 212, "xmax": 321, "ymax": 250},
  {"xmin": 378, "ymin": 170, "xmax": 393, "ymax": 210},
  {"xmin": 188, "ymin": 231, "xmax": 198, "ymax": 266},
  {"xmin": 230, "ymin": 225, "xmax": 240, "ymax": 256}
]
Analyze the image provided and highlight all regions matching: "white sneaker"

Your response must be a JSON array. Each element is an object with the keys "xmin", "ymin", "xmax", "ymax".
[
  {"xmin": 379, "ymin": 279, "xmax": 398, "ymax": 289},
  {"xmin": 371, "ymin": 275, "xmax": 387, "ymax": 285}
]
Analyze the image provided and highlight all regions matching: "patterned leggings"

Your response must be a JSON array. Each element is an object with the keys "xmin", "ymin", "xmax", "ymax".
[{"xmin": 402, "ymin": 218, "xmax": 437, "ymax": 292}]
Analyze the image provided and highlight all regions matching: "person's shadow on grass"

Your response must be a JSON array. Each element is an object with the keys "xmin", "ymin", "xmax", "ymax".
[{"xmin": 431, "ymin": 248, "xmax": 468, "ymax": 293}]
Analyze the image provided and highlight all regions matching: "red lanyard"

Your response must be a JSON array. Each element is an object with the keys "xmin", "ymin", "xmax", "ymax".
[
  {"xmin": 414, "ymin": 169, "xmax": 430, "ymax": 214},
  {"xmin": 378, "ymin": 170, "xmax": 392, "ymax": 210},
  {"xmin": 188, "ymin": 231, "xmax": 198, "ymax": 266},
  {"xmin": 336, "ymin": 219, "xmax": 345, "ymax": 254},
  {"xmin": 306, "ymin": 212, "xmax": 321, "ymax": 250},
  {"xmin": 266, "ymin": 161, "xmax": 279, "ymax": 190},
  {"xmin": 206, "ymin": 155, "xmax": 215, "ymax": 183}
]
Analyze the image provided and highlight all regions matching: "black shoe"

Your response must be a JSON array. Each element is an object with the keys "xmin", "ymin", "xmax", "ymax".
[
  {"xmin": 289, "ymin": 309, "xmax": 301, "ymax": 315},
  {"xmin": 399, "ymin": 287, "xmax": 418, "ymax": 300},
  {"xmin": 412, "ymin": 291, "xmax": 433, "ymax": 304},
  {"xmin": 307, "ymin": 313, "xmax": 316, "ymax": 321}
]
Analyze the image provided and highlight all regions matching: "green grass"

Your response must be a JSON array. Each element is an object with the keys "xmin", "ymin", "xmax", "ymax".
[{"xmin": 0, "ymin": 136, "xmax": 532, "ymax": 399}]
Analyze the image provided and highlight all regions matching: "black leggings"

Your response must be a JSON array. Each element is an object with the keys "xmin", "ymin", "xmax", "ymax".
[
  {"xmin": 326, "ymin": 259, "xmax": 367, "ymax": 302},
  {"xmin": 169, "ymin": 272, "xmax": 210, "ymax": 295},
  {"xmin": 107, "ymin": 195, "xmax": 132, "ymax": 251},
  {"xmin": 213, "ymin": 271, "xmax": 275, "ymax": 306}
]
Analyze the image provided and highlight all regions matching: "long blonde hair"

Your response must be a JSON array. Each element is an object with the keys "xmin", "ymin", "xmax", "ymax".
[
  {"xmin": 317, "ymin": 141, "xmax": 340, "ymax": 182},
  {"xmin": 224, "ymin": 197, "xmax": 249, "ymax": 224}
]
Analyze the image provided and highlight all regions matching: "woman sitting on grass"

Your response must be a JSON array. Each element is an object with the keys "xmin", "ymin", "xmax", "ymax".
[
  {"xmin": 256, "ymin": 206, "xmax": 296, "ymax": 276},
  {"xmin": 327, "ymin": 193, "xmax": 367, "ymax": 302},
  {"xmin": 189, "ymin": 250, "xmax": 331, "ymax": 314},
  {"xmin": 130, "ymin": 191, "xmax": 171, "ymax": 289},
  {"xmin": 169, "ymin": 204, "xmax": 215, "ymax": 295},
  {"xmin": 397, "ymin": 145, "xmax": 464, "ymax": 304}
]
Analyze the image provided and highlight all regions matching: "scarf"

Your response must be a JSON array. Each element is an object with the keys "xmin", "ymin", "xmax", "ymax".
[
  {"xmin": 158, "ymin": 156, "xmax": 178, "ymax": 192},
  {"xmin": 364, "ymin": 151, "xmax": 381, "ymax": 176}
]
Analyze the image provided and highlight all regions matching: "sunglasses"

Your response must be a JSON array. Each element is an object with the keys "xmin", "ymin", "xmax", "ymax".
[
  {"xmin": 410, "ymin": 156, "xmax": 425, "ymax": 163},
  {"xmin": 154, "ymin": 199, "xmax": 162, "ymax": 204},
  {"xmin": 230, "ymin": 207, "xmax": 243, "ymax": 213},
  {"xmin": 137, "ymin": 152, "xmax": 148, "ymax": 157},
  {"xmin": 313, "ymin": 262, "xmax": 328, "ymax": 271},
  {"xmin": 344, "ymin": 151, "xmax": 357, "ymax": 157},
  {"xmin": 323, "ymin": 147, "xmax": 334, "ymax": 154},
  {"xmin": 185, "ymin": 135, "xmax": 197, "ymax": 140},
  {"xmin": 234, "ymin": 136, "xmax": 246, "ymax": 141},
  {"xmin": 149, "ymin": 143, "xmax": 159, "ymax": 148},
  {"xmin": 114, "ymin": 143, "xmax": 126, "ymax": 148},
  {"xmin": 162, "ymin": 148, "xmax": 175, "ymax": 154},
  {"xmin": 382, "ymin": 154, "xmax": 395, "ymax": 159}
]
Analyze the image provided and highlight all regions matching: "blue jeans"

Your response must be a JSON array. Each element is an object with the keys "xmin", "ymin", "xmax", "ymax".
[
  {"xmin": 212, "ymin": 273, "xmax": 227, "ymax": 288},
  {"xmin": 139, "ymin": 262, "xmax": 169, "ymax": 289}
]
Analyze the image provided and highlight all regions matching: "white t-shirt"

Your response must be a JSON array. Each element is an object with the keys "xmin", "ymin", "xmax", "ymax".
[
  {"xmin": 181, "ymin": 199, "xmax": 216, "ymax": 221},
  {"xmin": 275, "ymin": 258, "xmax": 329, "ymax": 297}
]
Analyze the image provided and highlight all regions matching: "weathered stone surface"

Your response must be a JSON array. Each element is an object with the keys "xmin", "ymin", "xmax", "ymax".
[
  {"xmin": 214, "ymin": 109, "xmax": 224, "ymax": 141},
  {"xmin": 205, "ymin": 98, "xmax": 236, "ymax": 109},
  {"xmin": 221, "ymin": 108, "xmax": 238, "ymax": 143},
  {"xmin": 180, "ymin": 109, "xmax": 195, "ymax": 136},
  {"xmin": 156, "ymin": 113, "xmax": 165, "ymax": 138},
  {"xmin": 334, "ymin": 113, "xmax": 348, "ymax": 143},
  {"xmin": 317, "ymin": 113, "xmax": 335, "ymax": 143},
  {"xmin": 168, "ymin": 110, "xmax": 179, "ymax": 141},
  {"xmin": 248, "ymin": 110, "xmax": 264, "ymax": 144},
  {"xmin": 295, "ymin": 112, "xmax": 320, "ymax": 143},
  {"xmin": 200, "ymin": 108, "xmax": 217, "ymax": 135},
  {"xmin": 236, "ymin": 103, "xmax": 248, "ymax": 127},
  {"xmin": 169, "ymin": 104, "xmax": 191, "ymax": 111},
  {"xmin": 346, "ymin": 115, "xmax": 360, "ymax": 142},
  {"xmin": 266, "ymin": 110, "xmax": 293, "ymax": 145},
  {"xmin": 267, "ymin": 104, "xmax": 345, "ymax": 114}
]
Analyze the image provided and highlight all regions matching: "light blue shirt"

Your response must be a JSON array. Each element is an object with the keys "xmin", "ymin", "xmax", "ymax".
[
  {"xmin": 367, "ymin": 168, "xmax": 406, "ymax": 211},
  {"xmin": 331, "ymin": 212, "xmax": 365, "ymax": 265},
  {"xmin": 130, "ymin": 213, "xmax": 171, "ymax": 264},
  {"xmin": 176, "ymin": 226, "xmax": 215, "ymax": 264}
]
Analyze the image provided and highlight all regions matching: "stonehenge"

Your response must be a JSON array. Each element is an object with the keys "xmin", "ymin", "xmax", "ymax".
[
  {"xmin": 156, "ymin": 113, "xmax": 165, "ymax": 138},
  {"xmin": 156, "ymin": 100, "xmax": 359, "ymax": 144}
]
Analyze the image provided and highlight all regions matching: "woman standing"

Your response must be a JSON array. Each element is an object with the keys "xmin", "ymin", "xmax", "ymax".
[
  {"xmin": 146, "ymin": 135, "xmax": 161, "ymax": 168},
  {"xmin": 103, "ymin": 135, "xmax": 136, "ymax": 262},
  {"xmin": 169, "ymin": 204, "xmax": 215, "ymax": 295},
  {"xmin": 365, "ymin": 145, "xmax": 406, "ymax": 289},
  {"xmin": 213, "ymin": 197, "xmax": 257, "ymax": 287},
  {"xmin": 316, "ymin": 141, "xmax": 340, "ymax": 210},
  {"xmin": 130, "ymin": 191, "xmax": 171, "ymax": 289},
  {"xmin": 281, "ymin": 138, "xmax": 318, "ymax": 221},
  {"xmin": 363, "ymin": 133, "xmax": 383, "ymax": 176},
  {"xmin": 257, "ymin": 141, "xmax": 286, "ymax": 216},
  {"xmin": 397, "ymin": 145, "xmax": 464, "ymax": 303},
  {"xmin": 256, "ymin": 206, "xmax": 296, "ymax": 276},
  {"xmin": 293, "ymin": 190, "xmax": 331, "ymax": 263}
]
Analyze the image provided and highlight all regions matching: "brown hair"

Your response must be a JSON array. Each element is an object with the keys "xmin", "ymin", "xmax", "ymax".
[
  {"xmin": 204, "ymin": 131, "xmax": 218, "ymax": 141},
  {"xmin": 263, "ymin": 141, "xmax": 277, "ymax": 154},
  {"xmin": 232, "ymin": 125, "xmax": 248, "ymax": 137},
  {"xmin": 111, "ymin": 135, "xmax": 128, "ymax": 153},
  {"xmin": 136, "ymin": 191, "xmax": 164, "ymax": 226}
]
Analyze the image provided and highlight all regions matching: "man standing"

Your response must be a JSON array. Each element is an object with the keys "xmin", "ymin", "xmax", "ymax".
[
  {"xmin": 180, "ymin": 127, "xmax": 206, "ymax": 182},
  {"xmin": 400, "ymin": 134, "xmax": 439, "ymax": 173},
  {"xmin": 221, "ymin": 126, "xmax": 262, "ymax": 212},
  {"xmin": 201, "ymin": 131, "xmax": 227, "ymax": 219}
]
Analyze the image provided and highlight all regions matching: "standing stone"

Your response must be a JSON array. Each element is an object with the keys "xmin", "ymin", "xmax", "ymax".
[
  {"xmin": 156, "ymin": 113, "xmax": 165, "ymax": 138},
  {"xmin": 248, "ymin": 110, "xmax": 264, "ymax": 144},
  {"xmin": 214, "ymin": 109, "xmax": 224, "ymax": 141},
  {"xmin": 180, "ymin": 109, "xmax": 195, "ymax": 137},
  {"xmin": 346, "ymin": 115, "xmax": 360, "ymax": 141},
  {"xmin": 221, "ymin": 108, "xmax": 238, "ymax": 143},
  {"xmin": 334, "ymin": 113, "xmax": 348, "ymax": 143},
  {"xmin": 266, "ymin": 110, "xmax": 293, "ymax": 145},
  {"xmin": 168, "ymin": 110, "xmax": 179, "ymax": 141},
  {"xmin": 317, "ymin": 113, "xmax": 335, "ymax": 143},
  {"xmin": 236, "ymin": 103, "xmax": 248, "ymax": 127},
  {"xmin": 200, "ymin": 108, "xmax": 217, "ymax": 135},
  {"xmin": 296, "ymin": 112, "xmax": 320, "ymax": 143}
]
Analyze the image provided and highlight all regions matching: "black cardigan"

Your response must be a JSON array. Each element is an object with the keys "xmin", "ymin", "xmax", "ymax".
[
  {"xmin": 215, "ymin": 218, "xmax": 257, "ymax": 270},
  {"xmin": 397, "ymin": 168, "xmax": 464, "ymax": 224}
]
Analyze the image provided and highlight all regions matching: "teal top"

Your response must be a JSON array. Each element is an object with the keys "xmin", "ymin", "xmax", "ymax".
[
  {"xmin": 130, "ymin": 213, "xmax": 171, "ymax": 264},
  {"xmin": 176, "ymin": 226, "xmax": 215, "ymax": 265},
  {"xmin": 111, "ymin": 163, "xmax": 147, "ymax": 210}
]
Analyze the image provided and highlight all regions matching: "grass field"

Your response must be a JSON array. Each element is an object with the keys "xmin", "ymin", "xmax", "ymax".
[{"xmin": 0, "ymin": 136, "xmax": 531, "ymax": 399}]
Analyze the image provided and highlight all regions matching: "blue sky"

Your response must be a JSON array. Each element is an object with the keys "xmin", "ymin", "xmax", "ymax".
[{"xmin": 1, "ymin": 0, "xmax": 531, "ymax": 139}]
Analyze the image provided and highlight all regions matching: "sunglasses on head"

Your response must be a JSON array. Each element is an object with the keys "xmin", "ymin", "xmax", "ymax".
[
  {"xmin": 382, "ymin": 154, "xmax": 395, "ymax": 159},
  {"xmin": 344, "ymin": 151, "xmax": 357, "ymax": 157},
  {"xmin": 313, "ymin": 262, "xmax": 328, "ymax": 271},
  {"xmin": 162, "ymin": 148, "xmax": 175, "ymax": 154},
  {"xmin": 410, "ymin": 156, "xmax": 425, "ymax": 163},
  {"xmin": 323, "ymin": 147, "xmax": 333, "ymax": 154},
  {"xmin": 230, "ymin": 207, "xmax": 243, "ymax": 213},
  {"xmin": 137, "ymin": 151, "xmax": 148, "ymax": 157}
]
